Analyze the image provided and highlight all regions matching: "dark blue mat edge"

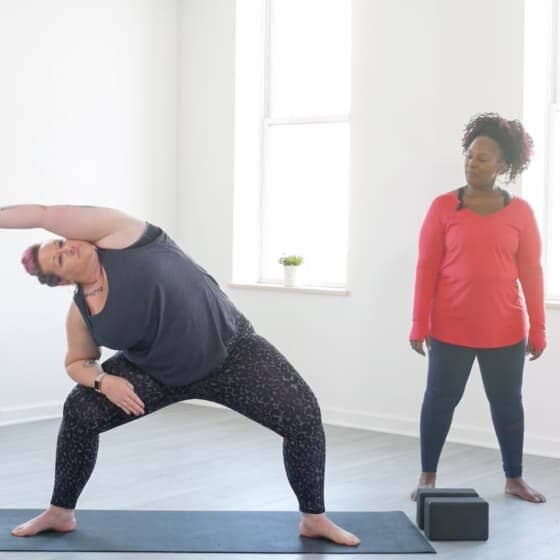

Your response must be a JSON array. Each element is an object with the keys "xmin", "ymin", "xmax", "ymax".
[{"xmin": 0, "ymin": 510, "xmax": 436, "ymax": 554}]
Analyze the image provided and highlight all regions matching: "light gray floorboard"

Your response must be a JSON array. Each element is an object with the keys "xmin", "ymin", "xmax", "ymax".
[{"xmin": 1, "ymin": 403, "xmax": 559, "ymax": 559}]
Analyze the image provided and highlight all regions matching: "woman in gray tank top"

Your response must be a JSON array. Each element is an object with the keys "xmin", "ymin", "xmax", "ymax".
[{"xmin": 3, "ymin": 203, "xmax": 360, "ymax": 546}]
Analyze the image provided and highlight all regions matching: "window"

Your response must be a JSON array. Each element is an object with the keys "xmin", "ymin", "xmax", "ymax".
[
  {"xmin": 546, "ymin": 1, "xmax": 560, "ymax": 299},
  {"xmin": 524, "ymin": 0, "xmax": 560, "ymax": 301},
  {"xmin": 233, "ymin": 0, "xmax": 351, "ymax": 288}
]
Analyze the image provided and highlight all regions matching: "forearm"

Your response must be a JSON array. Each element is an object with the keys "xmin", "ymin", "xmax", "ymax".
[
  {"xmin": 66, "ymin": 357, "xmax": 145, "ymax": 416},
  {"xmin": 410, "ymin": 264, "xmax": 439, "ymax": 339},
  {"xmin": 517, "ymin": 214, "xmax": 546, "ymax": 346},
  {"xmin": 0, "ymin": 205, "xmax": 47, "ymax": 229},
  {"xmin": 520, "ymin": 266, "xmax": 546, "ymax": 335},
  {"xmin": 66, "ymin": 358, "xmax": 105, "ymax": 389}
]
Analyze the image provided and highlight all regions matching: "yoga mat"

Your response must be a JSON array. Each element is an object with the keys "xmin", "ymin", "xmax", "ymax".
[{"xmin": 0, "ymin": 510, "xmax": 435, "ymax": 554}]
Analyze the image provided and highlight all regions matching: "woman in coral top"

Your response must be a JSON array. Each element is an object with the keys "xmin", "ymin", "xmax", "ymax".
[{"xmin": 409, "ymin": 113, "xmax": 546, "ymax": 503}]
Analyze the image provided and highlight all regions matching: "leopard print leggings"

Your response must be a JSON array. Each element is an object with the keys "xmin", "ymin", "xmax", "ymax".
[{"xmin": 51, "ymin": 319, "xmax": 326, "ymax": 513}]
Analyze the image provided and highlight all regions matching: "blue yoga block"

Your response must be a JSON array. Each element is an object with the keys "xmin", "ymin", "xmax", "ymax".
[
  {"xmin": 416, "ymin": 488, "xmax": 478, "ymax": 529},
  {"xmin": 424, "ymin": 497, "xmax": 489, "ymax": 541}
]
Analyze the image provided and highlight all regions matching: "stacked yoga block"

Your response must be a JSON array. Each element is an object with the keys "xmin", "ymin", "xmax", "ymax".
[{"xmin": 416, "ymin": 488, "xmax": 489, "ymax": 541}]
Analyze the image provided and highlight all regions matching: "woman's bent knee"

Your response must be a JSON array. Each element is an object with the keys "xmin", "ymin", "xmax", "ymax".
[{"xmin": 62, "ymin": 385, "xmax": 112, "ymax": 430}]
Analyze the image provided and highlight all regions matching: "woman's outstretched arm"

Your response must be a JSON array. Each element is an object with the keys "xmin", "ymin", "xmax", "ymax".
[{"xmin": 0, "ymin": 204, "xmax": 144, "ymax": 242}]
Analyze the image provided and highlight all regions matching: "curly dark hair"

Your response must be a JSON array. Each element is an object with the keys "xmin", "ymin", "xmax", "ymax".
[
  {"xmin": 462, "ymin": 112, "xmax": 533, "ymax": 182},
  {"xmin": 21, "ymin": 243, "xmax": 63, "ymax": 287}
]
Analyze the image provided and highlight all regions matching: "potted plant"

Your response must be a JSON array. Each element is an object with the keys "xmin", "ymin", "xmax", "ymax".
[{"xmin": 278, "ymin": 255, "xmax": 304, "ymax": 287}]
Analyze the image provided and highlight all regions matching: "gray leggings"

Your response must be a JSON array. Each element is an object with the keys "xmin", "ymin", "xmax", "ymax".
[{"xmin": 51, "ymin": 324, "xmax": 326, "ymax": 513}]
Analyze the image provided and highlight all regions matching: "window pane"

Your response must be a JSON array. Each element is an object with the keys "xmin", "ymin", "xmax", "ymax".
[
  {"xmin": 269, "ymin": 0, "xmax": 350, "ymax": 117},
  {"xmin": 547, "ymin": 109, "xmax": 560, "ymax": 297},
  {"xmin": 261, "ymin": 122, "xmax": 349, "ymax": 285},
  {"xmin": 557, "ymin": 2, "xmax": 560, "ymax": 102}
]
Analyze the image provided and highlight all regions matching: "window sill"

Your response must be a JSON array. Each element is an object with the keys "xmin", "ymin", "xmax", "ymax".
[
  {"xmin": 545, "ymin": 299, "xmax": 560, "ymax": 309},
  {"xmin": 228, "ymin": 282, "xmax": 350, "ymax": 296}
]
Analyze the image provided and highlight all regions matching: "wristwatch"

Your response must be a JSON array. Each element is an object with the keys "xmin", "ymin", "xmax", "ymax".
[{"xmin": 94, "ymin": 372, "xmax": 107, "ymax": 393}]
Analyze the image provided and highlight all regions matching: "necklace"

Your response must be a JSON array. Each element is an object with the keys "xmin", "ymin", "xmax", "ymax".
[
  {"xmin": 84, "ymin": 285, "xmax": 104, "ymax": 298},
  {"xmin": 83, "ymin": 266, "xmax": 105, "ymax": 298}
]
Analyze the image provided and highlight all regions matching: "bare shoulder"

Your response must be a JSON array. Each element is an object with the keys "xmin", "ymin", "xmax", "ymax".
[
  {"xmin": 95, "ymin": 219, "xmax": 147, "ymax": 249},
  {"xmin": 66, "ymin": 300, "xmax": 86, "ymax": 327},
  {"xmin": 66, "ymin": 301, "xmax": 100, "ymax": 363}
]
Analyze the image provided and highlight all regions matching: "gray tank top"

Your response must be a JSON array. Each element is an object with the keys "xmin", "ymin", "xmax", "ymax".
[{"xmin": 74, "ymin": 223, "xmax": 243, "ymax": 386}]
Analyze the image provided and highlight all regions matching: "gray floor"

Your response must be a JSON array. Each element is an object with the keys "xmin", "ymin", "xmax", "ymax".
[{"xmin": 1, "ymin": 403, "xmax": 559, "ymax": 559}]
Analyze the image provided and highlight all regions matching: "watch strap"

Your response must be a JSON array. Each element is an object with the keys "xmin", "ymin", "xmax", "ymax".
[{"xmin": 94, "ymin": 372, "xmax": 107, "ymax": 393}]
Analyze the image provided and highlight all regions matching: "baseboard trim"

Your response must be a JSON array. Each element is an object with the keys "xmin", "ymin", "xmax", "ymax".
[
  {"xmin": 320, "ymin": 406, "xmax": 560, "ymax": 460},
  {"xmin": 187, "ymin": 401, "xmax": 560, "ymax": 460},
  {"xmin": 2, "ymin": 400, "xmax": 559, "ymax": 459},
  {"xmin": 0, "ymin": 401, "xmax": 63, "ymax": 427}
]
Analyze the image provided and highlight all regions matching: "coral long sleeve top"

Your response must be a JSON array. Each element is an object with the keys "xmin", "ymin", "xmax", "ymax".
[{"xmin": 410, "ymin": 190, "xmax": 546, "ymax": 351}]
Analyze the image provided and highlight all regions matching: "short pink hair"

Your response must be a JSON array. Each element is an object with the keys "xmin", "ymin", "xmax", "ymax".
[
  {"xmin": 21, "ymin": 245, "xmax": 40, "ymax": 275},
  {"xmin": 21, "ymin": 243, "xmax": 62, "ymax": 287}
]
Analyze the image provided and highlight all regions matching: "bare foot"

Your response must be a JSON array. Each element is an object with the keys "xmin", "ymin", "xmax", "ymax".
[
  {"xmin": 11, "ymin": 506, "xmax": 76, "ymax": 537},
  {"xmin": 505, "ymin": 477, "xmax": 546, "ymax": 503},
  {"xmin": 299, "ymin": 513, "xmax": 360, "ymax": 546},
  {"xmin": 410, "ymin": 472, "xmax": 436, "ymax": 501}
]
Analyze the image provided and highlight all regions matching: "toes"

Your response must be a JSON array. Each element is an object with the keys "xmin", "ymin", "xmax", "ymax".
[
  {"xmin": 506, "ymin": 487, "xmax": 546, "ymax": 503},
  {"xmin": 338, "ymin": 535, "xmax": 359, "ymax": 546},
  {"xmin": 521, "ymin": 491, "xmax": 545, "ymax": 503},
  {"xmin": 342, "ymin": 530, "xmax": 360, "ymax": 546}
]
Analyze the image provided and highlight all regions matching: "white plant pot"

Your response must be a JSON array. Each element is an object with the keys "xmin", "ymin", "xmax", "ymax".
[{"xmin": 283, "ymin": 265, "xmax": 301, "ymax": 287}]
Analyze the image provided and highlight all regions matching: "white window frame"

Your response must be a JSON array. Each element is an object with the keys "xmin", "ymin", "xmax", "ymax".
[
  {"xmin": 544, "ymin": 0, "xmax": 559, "ymax": 303},
  {"xmin": 523, "ymin": 0, "xmax": 560, "ymax": 305},
  {"xmin": 232, "ymin": 0, "xmax": 351, "ymax": 290}
]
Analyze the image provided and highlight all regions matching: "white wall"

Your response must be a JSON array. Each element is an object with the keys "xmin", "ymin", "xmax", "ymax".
[
  {"xmin": 0, "ymin": 0, "xmax": 178, "ymax": 417},
  {"xmin": 178, "ymin": 0, "xmax": 236, "ymax": 280},
  {"xmin": 177, "ymin": 0, "xmax": 560, "ymax": 458},
  {"xmin": 3, "ymin": 0, "xmax": 558, "ymax": 460}
]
